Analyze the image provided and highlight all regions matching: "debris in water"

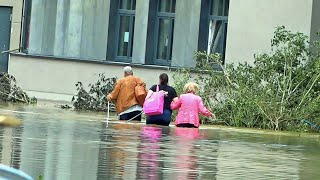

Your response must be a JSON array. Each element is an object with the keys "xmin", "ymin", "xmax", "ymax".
[{"xmin": 0, "ymin": 72, "xmax": 37, "ymax": 104}]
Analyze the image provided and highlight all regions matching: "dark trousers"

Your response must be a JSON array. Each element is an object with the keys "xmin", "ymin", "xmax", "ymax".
[
  {"xmin": 119, "ymin": 110, "xmax": 142, "ymax": 121},
  {"xmin": 146, "ymin": 109, "xmax": 172, "ymax": 126},
  {"xmin": 176, "ymin": 123, "xmax": 198, "ymax": 128}
]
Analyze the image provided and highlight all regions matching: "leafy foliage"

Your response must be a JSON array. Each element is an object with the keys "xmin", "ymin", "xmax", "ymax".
[
  {"xmin": 0, "ymin": 72, "xmax": 37, "ymax": 104},
  {"xmin": 173, "ymin": 26, "xmax": 320, "ymax": 132},
  {"xmin": 72, "ymin": 73, "xmax": 116, "ymax": 112}
]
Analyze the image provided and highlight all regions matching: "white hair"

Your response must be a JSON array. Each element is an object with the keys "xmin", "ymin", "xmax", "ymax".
[{"xmin": 123, "ymin": 66, "xmax": 133, "ymax": 75}]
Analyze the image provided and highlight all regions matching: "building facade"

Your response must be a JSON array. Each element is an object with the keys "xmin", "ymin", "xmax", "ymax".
[{"xmin": 0, "ymin": 0, "xmax": 319, "ymax": 101}]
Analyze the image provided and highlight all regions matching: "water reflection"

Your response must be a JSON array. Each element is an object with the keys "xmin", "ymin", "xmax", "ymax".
[
  {"xmin": 97, "ymin": 123, "xmax": 141, "ymax": 179},
  {"xmin": 173, "ymin": 128, "xmax": 201, "ymax": 179},
  {"xmin": 0, "ymin": 104, "xmax": 319, "ymax": 180},
  {"xmin": 137, "ymin": 126, "xmax": 163, "ymax": 180}
]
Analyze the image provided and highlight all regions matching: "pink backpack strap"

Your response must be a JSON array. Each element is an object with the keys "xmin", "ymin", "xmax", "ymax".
[{"xmin": 156, "ymin": 85, "xmax": 159, "ymax": 92}]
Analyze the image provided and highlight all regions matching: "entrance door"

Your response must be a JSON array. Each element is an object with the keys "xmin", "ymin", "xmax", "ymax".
[{"xmin": 0, "ymin": 7, "xmax": 12, "ymax": 72}]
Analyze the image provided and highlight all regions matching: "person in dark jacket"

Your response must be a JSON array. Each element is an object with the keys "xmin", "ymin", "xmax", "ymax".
[{"xmin": 146, "ymin": 73, "xmax": 177, "ymax": 126}]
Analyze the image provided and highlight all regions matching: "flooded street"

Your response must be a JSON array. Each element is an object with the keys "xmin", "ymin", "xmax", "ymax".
[{"xmin": 0, "ymin": 102, "xmax": 319, "ymax": 180}]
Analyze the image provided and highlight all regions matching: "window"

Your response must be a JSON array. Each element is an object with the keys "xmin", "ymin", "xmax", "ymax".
[
  {"xmin": 24, "ymin": 0, "xmax": 110, "ymax": 60},
  {"xmin": 207, "ymin": 0, "xmax": 229, "ymax": 62},
  {"xmin": 154, "ymin": 0, "xmax": 176, "ymax": 66},
  {"xmin": 116, "ymin": 0, "xmax": 136, "ymax": 62},
  {"xmin": 21, "ymin": 0, "xmax": 31, "ymax": 53},
  {"xmin": 198, "ymin": 0, "xmax": 229, "ymax": 64}
]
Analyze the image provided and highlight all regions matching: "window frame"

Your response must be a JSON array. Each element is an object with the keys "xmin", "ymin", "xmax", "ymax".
[
  {"xmin": 205, "ymin": 0, "xmax": 229, "ymax": 64},
  {"xmin": 153, "ymin": 0, "xmax": 176, "ymax": 66},
  {"xmin": 207, "ymin": 16, "xmax": 228, "ymax": 62},
  {"xmin": 115, "ymin": 0, "xmax": 136, "ymax": 62},
  {"xmin": 21, "ymin": 0, "xmax": 32, "ymax": 53}
]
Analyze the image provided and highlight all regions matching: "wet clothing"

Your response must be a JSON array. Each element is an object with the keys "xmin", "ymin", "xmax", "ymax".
[
  {"xmin": 146, "ymin": 109, "xmax": 172, "ymax": 126},
  {"xmin": 119, "ymin": 110, "xmax": 142, "ymax": 121},
  {"xmin": 176, "ymin": 123, "xmax": 197, "ymax": 128},
  {"xmin": 171, "ymin": 93, "xmax": 212, "ymax": 128},
  {"xmin": 108, "ymin": 75, "xmax": 145, "ymax": 115},
  {"xmin": 146, "ymin": 84, "xmax": 177, "ymax": 126}
]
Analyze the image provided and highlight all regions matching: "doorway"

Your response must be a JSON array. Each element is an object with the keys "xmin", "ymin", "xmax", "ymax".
[{"xmin": 0, "ymin": 6, "xmax": 12, "ymax": 72}]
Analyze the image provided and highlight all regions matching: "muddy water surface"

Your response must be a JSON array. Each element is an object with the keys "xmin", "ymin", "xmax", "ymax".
[{"xmin": 0, "ymin": 102, "xmax": 319, "ymax": 180}]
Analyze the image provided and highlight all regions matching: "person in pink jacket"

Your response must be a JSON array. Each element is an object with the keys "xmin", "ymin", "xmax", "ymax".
[{"xmin": 170, "ymin": 82, "xmax": 215, "ymax": 128}]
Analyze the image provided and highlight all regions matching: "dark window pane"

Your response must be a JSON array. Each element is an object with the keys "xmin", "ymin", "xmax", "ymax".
[
  {"xmin": 222, "ymin": 22, "xmax": 228, "ymax": 61},
  {"xmin": 120, "ymin": 0, "xmax": 131, "ymax": 10},
  {"xmin": 225, "ymin": 0, "xmax": 229, "ymax": 16},
  {"xmin": 171, "ymin": 0, "xmax": 176, "ymax": 13},
  {"xmin": 132, "ymin": 0, "xmax": 136, "ymax": 10},
  {"xmin": 211, "ymin": 0, "xmax": 223, "ymax": 16},
  {"xmin": 169, "ymin": 19, "xmax": 174, "ymax": 60},
  {"xmin": 130, "ymin": 16, "xmax": 135, "ymax": 57},
  {"xmin": 209, "ymin": 20, "xmax": 223, "ymax": 54},
  {"xmin": 156, "ymin": 18, "xmax": 171, "ymax": 60},
  {"xmin": 118, "ymin": 16, "xmax": 130, "ymax": 56},
  {"xmin": 159, "ymin": 0, "xmax": 171, "ymax": 12}
]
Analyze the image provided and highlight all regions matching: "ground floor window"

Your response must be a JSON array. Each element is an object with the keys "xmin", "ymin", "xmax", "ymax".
[
  {"xmin": 115, "ymin": 0, "xmax": 136, "ymax": 62},
  {"xmin": 117, "ymin": 15, "xmax": 135, "ymax": 60},
  {"xmin": 107, "ymin": 0, "xmax": 136, "ymax": 63},
  {"xmin": 198, "ymin": 0, "xmax": 229, "ymax": 64},
  {"xmin": 154, "ymin": 17, "xmax": 174, "ymax": 65},
  {"xmin": 145, "ymin": 0, "xmax": 176, "ymax": 66},
  {"xmin": 207, "ymin": 18, "xmax": 228, "ymax": 61}
]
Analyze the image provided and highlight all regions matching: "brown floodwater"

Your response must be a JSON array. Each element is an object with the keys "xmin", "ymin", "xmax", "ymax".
[{"xmin": 0, "ymin": 102, "xmax": 319, "ymax": 180}]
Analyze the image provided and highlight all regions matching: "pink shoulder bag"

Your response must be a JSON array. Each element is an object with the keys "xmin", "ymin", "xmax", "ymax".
[{"xmin": 143, "ymin": 85, "xmax": 164, "ymax": 115}]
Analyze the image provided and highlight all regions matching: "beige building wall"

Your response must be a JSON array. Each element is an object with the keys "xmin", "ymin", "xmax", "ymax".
[
  {"xmin": 0, "ymin": 0, "xmax": 23, "ymax": 50},
  {"xmin": 8, "ymin": 55, "xmax": 174, "ymax": 102},
  {"xmin": 225, "ymin": 0, "xmax": 314, "ymax": 65}
]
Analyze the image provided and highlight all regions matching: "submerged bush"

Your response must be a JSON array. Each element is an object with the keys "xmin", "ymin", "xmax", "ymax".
[
  {"xmin": 0, "ymin": 72, "xmax": 37, "ymax": 104},
  {"xmin": 173, "ymin": 26, "xmax": 320, "ymax": 132},
  {"xmin": 72, "ymin": 73, "xmax": 116, "ymax": 112}
]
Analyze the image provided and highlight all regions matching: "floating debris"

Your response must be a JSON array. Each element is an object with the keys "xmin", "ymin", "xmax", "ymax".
[{"xmin": 58, "ymin": 104, "xmax": 72, "ymax": 109}]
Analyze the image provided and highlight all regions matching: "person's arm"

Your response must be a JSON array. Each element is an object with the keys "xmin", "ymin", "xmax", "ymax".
[
  {"xmin": 136, "ymin": 77, "xmax": 146, "ymax": 88},
  {"xmin": 198, "ymin": 97, "xmax": 212, "ymax": 117},
  {"xmin": 107, "ymin": 80, "xmax": 121, "ymax": 101},
  {"xmin": 145, "ymin": 85, "xmax": 156, "ymax": 99},
  {"xmin": 170, "ymin": 97, "xmax": 181, "ymax": 110}
]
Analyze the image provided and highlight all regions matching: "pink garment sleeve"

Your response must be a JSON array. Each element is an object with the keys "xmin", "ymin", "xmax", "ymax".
[
  {"xmin": 170, "ymin": 98, "xmax": 181, "ymax": 110},
  {"xmin": 198, "ymin": 97, "xmax": 212, "ymax": 116}
]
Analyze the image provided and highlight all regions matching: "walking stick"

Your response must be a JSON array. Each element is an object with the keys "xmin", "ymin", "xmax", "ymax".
[{"xmin": 107, "ymin": 101, "xmax": 110, "ymax": 127}]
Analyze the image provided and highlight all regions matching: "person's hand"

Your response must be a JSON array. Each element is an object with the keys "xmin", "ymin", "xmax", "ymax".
[
  {"xmin": 160, "ymin": 90, "xmax": 168, "ymax": 96},
  {"xmin": 172, "ymin": 97, "xmax": 179, "ymax": 102},
  {"xmin": 211, "ymin": 113, "xmax": 216, "ymax": 120},
  {"xmin": 106, "ymin": 94, "xmax": 112, "ymax": 101}
]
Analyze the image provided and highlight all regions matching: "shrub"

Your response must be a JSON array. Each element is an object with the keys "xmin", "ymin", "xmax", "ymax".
[
  {"xmin": 173, "ymin": 26, "xmax": 320, "ymax": 132},
  {"xmin": 0, "ymin": 72, "xmax": 37, "ymax": 104},
  {"xmin": 72, "ymin": 73, "xmax": 116, "ymax": 112}
]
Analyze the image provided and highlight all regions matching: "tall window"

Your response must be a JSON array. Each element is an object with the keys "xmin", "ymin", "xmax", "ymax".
[
  {"xmin": 207, "ymin": 0, "xmax": 229, "ymax": 61},
  {"xmin": 116, "ymin": 0, "xmax": 136, "ymax": 62},
  {"xmin": 154, "ymin": 0, "xmax": 176, "ymax": 66}
]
